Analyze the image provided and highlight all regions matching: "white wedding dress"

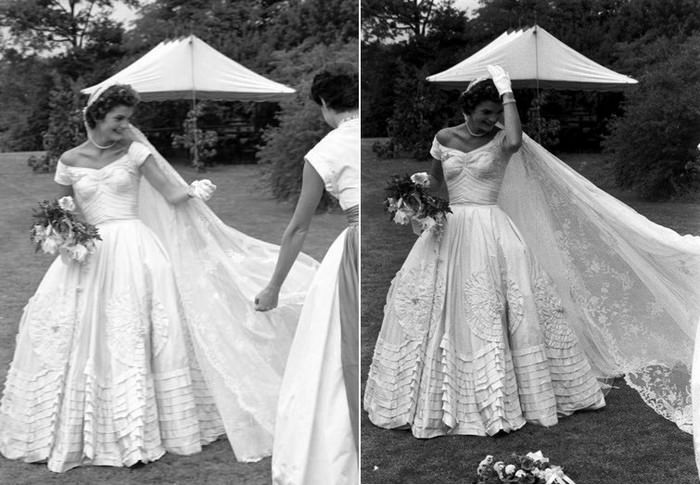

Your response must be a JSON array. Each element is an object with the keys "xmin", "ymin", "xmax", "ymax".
[
  {"xmin": 0, "ymin": 140, "xmax": 318, "ymax": 472},
  {"xmin": 365, "ymin": 130, "xmax": 700, "ymax": 440},
  {"xmin": 365, "ymin": 131, "xmax": 605, "ymax": 436},
  {"xmin": 272, "ymin": 118, "xmax": 359, "ymax": 485}
]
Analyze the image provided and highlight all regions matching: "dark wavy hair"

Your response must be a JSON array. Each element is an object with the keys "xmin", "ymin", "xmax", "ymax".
[
  {"xmin": 310, "ymin": 63, "xmax": 358, "ymax": 111},
  {"xmin": 459, "ymin": 79, "xmax": 500, "ymax": 115},
  {"xmin": 84, "ymin": 84, "xmax": 140, "ymax": 129}
]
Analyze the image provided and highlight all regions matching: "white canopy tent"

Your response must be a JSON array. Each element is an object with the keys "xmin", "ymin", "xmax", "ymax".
[
  {"xmin": 83, "ymin": 34, "xmax": 295, "ymax": 101},
  {"xmin": 426, "ymin": 25, "xmax": 637, "ymax": 91},
  {"xmin": 82, "ymin": 35, "xmax": 295, "ymax": 164}
]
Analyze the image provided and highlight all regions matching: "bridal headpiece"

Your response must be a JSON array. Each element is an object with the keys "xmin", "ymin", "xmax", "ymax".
[
  {"xmin": 464, "ymin": 76, "xmax": 489, "ymax": 95},
  {"xmin": 86, "ymin": 83, "xmax": 113, "ymax": 108}
]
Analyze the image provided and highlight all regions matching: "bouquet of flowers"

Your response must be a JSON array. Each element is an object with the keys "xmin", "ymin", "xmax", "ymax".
[
  {"xmin": 31, "ymin": 196, "xmax": 101, "ymax": 264},
  {"xmin": 384, "ymin": 172, "xmax": 451, "ymax": 239},
  {"xmin": 476, "ymin": 451, "xmax": 575, "ymax": 484}
]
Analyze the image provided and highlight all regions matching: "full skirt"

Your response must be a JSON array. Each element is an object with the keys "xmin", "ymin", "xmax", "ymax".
[
  {"xmin": 0, "ymin": 220, "xmax": 225, "ymax": 472},
  {"xmin": 364, "ymin": 204, "xmax": 605, "ymax": 438}
]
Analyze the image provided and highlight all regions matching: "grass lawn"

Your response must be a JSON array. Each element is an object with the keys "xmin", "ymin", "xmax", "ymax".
[
  {"xmin": 360, "ymin": 139, "xmax": 700, "ymax": 484},
  {"xmin": 0, "ymin": 152, "xmax": 345, "ymax": 485}
]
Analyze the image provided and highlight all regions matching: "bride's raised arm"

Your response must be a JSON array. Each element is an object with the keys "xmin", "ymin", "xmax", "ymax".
[{"xmin": 487, "ymin": 64, "xmax": 522, "ymax": 153}]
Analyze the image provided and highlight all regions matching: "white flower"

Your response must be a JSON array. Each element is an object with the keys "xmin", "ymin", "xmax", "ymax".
[
  {"xmin": 420, "ymin": 216, "xmax": 437, "ymax": 231},
  {"xmin": 69, "ymin": 243, "xmax": 89, "ymax": 263},
  {"xmin": 515, "ymin": 470, "xmax": 527, "ymax": 479},
  {"xmin": 410, "ymin": 171, "xmax": 430, "ymax": 187},
  {"xmin": 526, "ymin": 451, "xmax": 547, "ymax": 464},
  {"xmin": 393, "ymin": 208, "xmax": 412, "ymax": 225},
  {"xmin": 58, "ymin": 196, "xmax": 76, "ymax": 212},
  {"xmin": 41, "ymin": 235, "xmax": 61, "ymax": 255},
  {"xmin": 505, "ymin": 464, "xmax": 516, "ymax": 475}
]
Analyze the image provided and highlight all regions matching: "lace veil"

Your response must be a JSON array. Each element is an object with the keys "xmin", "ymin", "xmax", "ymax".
[
  {"xmin": 498, "ymin": 134, "xmax": 700, "ymax": 433},
  {"xmin": 128, "ymin": 124, "xmax": 319, "ymax": 461}
]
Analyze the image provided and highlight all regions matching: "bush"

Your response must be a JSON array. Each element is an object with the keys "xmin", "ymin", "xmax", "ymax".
[
  {"xmin": 257, "ymin": 40, "xmax": 357, "ymax": 208},
  {"xmin": 385, "ymin": 63, "xmax": 452, "ymax": 160},
  {"xmin": 171, "ymin": 103, "xmax": 219, "ymax": 172},
  {"xmin": 372, "ymin": 139, "xmax": 398, "ymax": 159},
  {"xmin": 522, "ymin": 95, "xmax": 561, "ymax": 150},
  {"xmin": 37, "ymin": 76, "xmax": 85, "ymax": 172},
  {"xmin": 603, "ymin": 34, "xmax": 700, "ymax": 199}
]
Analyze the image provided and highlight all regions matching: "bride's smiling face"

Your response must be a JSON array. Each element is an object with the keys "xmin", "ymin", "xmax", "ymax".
[
  {"xmin": 468, "ymin": 100, "xmax": 502, "ymax": 134},
  {"xmin": 95, "ymin": 105, "xmax": 134, "ymax": 142}
]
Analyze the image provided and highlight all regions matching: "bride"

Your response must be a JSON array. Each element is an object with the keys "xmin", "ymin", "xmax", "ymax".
[
  {"xmin": 365, "ymin": 66, "xmax": 700, "ymax": 441},
  {"xmin": 365, "ymin": 66, "xmax": 605, "ymax": 437},
  {"xmin": 0, "ymin": 84, "xmax": 318, "ymax": 472}
]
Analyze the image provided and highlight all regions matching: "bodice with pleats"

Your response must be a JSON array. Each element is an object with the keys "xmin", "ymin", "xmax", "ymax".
[
  {"xmin": 57, "ymin": 156, "xmax": 140, "ymax": 225},
  {"xmin": 434, "ymin": 130, "xmax": 510, "ymax": 205}
]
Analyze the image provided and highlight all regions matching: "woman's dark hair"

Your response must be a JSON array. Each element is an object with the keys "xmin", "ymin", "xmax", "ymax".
[
  {"xmin": 84, "ymin": 84, "xmax": 140, "ymax": 128},
  {"xmin": 310, "ymin": 63, "xmax": 358, "ymax": 111},
  {"xmin": 459, "ymin": 79, "xmax": 500, "ymax": 115}
]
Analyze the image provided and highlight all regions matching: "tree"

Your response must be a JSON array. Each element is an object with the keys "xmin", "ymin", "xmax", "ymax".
[
  {"xmin": 603, "ymin": 33, "xmax": 700, "ymax": 198},
  {"xmin": 362, "ymin": 0, "xmax": 442, "ymax": 42},
  {"xmin": 257, "ymin": 40, "xmax": 357, "ymax": 206},
  {"xmin": 1, "ymin": 0, "xmax": 139, "ymax": 54}
]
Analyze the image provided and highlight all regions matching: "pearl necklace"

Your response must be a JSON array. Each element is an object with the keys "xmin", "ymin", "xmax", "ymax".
[
  {"xmin": 87, "ymin": 132, "xmax": 116, "ymax": 150},
  {"xmin": 465, "ymin": 117, "xmax": 490, "ymax": 137}
]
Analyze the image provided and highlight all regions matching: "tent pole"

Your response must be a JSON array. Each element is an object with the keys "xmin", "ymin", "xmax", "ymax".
[
  {"xmin": 189, "ymin": 35, "xmax": 199, "ymax": 169},
  {"xmin": 534, "ymin": 24, "xmax": 542, "ymax": 143},
  {"xmin": 192, "ymin": 90, "xmax": 199, "ymax": 169}
]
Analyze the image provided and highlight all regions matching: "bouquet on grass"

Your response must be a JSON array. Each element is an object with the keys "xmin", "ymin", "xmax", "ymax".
[
  {"xmin": 384, "ymin": 172, "xmax": 451, "ymax": 239},
  {"xmin": 31, "ymin": 196, "xmax": 101, "ymax": 264},
  {"xmin": 476, "ymin": 451, "xmax": 575, "ymax": 484}
]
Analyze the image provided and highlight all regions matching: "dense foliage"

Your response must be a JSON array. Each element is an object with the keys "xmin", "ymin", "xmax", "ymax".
[
  {"xmin": 256, "ymin": 40, "xmax": 357, "ymax": 207},
  {"xmin": 603, "ymin": 33, "xmax": 700, "ymax": 198}
]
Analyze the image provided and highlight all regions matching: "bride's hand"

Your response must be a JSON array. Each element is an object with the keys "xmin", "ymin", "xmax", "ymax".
[
  {"xmin": 188, "ymin": 179, "xmax": 216, "ymax": 201},
  {"xmin": 255, "ymin": 286, "xmax": 280, "ymax": 312},
  {"xmin": 487, "ymin": 64, "xmax": 513, "ymax": 97}
]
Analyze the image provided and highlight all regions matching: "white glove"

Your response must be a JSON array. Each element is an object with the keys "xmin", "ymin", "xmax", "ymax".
[
  {"xmin": 487, "ymin": 64, "xmax": 512, "ymax": 97},
  {"xmin": 188, "ymin": 179, "xmax": 216, "ymax": 201}
]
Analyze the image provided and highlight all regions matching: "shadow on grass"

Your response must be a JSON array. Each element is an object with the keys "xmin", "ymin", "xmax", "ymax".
[{"xmin": 360, "ymin": 139, "xmax": 699, "ymax": 484}]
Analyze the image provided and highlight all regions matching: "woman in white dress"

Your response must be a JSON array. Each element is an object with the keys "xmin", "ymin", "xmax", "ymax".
[
  {"xmin": 365, "ymin": 65, "xmax": 700, "ymax": 447},
  {"xmin": 364, "ymin": 66, "xmax": 605, "ymax": 438},
  {"xmin": 0, "ymin": 84, "xmax": 318, "ymax": 472},
  {"xmin": 255, "ymin": 63, "xmax": 359, "ymax": 485}
]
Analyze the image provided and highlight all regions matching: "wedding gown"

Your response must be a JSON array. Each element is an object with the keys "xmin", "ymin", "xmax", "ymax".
[
  {"xmin": 365, "ymin": 129, "xmax": 700, "ymax": 440},
  {"xmin": 272, "ymin": 117, "xmax": 359, "ymax": 485},
  {"xmin": 0, "ymin": 140, "xmax": 318, "ymax": 472},
  {"xmin": 364, "ymin": 130, "xmax": 605, "ymax": 437}
]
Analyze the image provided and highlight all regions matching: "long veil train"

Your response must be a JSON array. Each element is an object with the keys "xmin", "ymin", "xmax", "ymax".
[
  {"xmin": 129, "ymin": 125, "xmax": 319, "ymax": 461},
  {"xmin": 498, "ymin": 134, "xmax": 700, "ymax": 434}
]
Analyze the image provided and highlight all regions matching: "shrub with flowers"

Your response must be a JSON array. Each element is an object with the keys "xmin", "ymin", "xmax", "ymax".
[
  {"xmin": 31, "ymin": 196, "xmax": 101, "ymax": 264},
  {"xmin": 384, "ymin": 172, "xmax": 451, "ymax": 239},
  {"xmin": 476, "ymin": 451, "xmax": 575, "ymax": 484}
]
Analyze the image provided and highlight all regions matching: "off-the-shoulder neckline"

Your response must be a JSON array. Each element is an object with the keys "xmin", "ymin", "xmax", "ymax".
[
  {"xmin": 58, "ymin": 152, "xmax": 130, "ymax": 172},
  {"xmin": 434, "ymin": 130, "xmax": 501, "ymax": 156}
]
